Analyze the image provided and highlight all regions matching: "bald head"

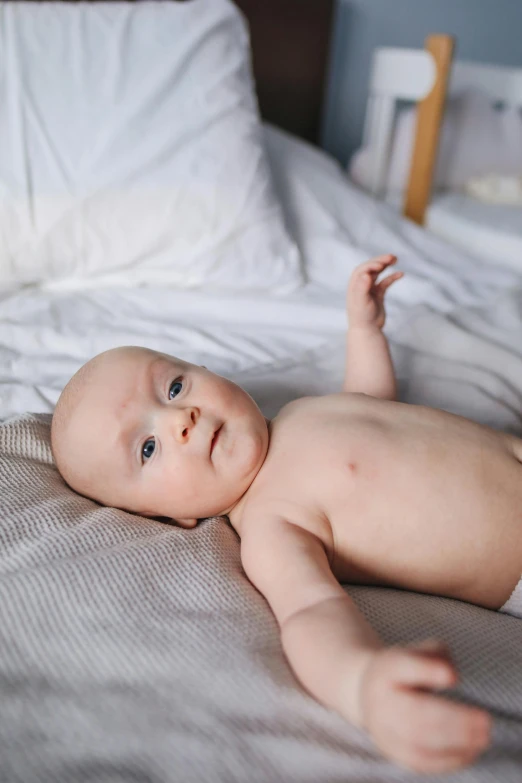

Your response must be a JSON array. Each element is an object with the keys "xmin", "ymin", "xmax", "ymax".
[
  {"xmin": 51, "ymin": 346, "xmax": 158, "ymax": 498},
  {"xmin": 50, "ymin": 344, "xmax": 268, "ymax": 523}
]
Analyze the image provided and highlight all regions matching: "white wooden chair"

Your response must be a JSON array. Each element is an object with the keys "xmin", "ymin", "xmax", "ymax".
[{"xmin": 360, "ymin": 35, "xmax": 522, "ymax": 269}]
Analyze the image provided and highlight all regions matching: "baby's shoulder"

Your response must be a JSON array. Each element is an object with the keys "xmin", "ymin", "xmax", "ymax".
[
  {"xmin": 274, "ymin": 394, "xmax": 317, "ymax": 418},
  {"xmin": 270, "ymin": 392, "xmax": 367, "ymax": 438},
  {"xmin": 239, "ymin": 484, "xmax": 333, "ymax": 555},
  {"xmin": 271, "ymin": 393, "xmax": 342, "ymax": 426}
]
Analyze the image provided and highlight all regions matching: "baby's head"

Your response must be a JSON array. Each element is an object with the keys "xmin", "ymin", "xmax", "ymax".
[{"xmin": 51, "ymin": 346, "xmax": 269, "ymax": 527}]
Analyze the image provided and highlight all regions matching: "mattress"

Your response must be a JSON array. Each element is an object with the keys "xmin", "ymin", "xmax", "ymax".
[{"xmin": 2, "ymin": 125, "xmax": 522, "ymax": 782}]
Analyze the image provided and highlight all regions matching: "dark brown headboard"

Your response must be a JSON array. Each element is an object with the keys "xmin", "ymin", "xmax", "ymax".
[{"xmin": 234, "ymin": 0, "xmax": 335, "ymax": 144}]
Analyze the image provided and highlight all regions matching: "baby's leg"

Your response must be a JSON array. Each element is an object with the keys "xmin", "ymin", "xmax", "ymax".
[{"xmin": 499, "ymin": 435, "xmax": 522, "ymax": 618}]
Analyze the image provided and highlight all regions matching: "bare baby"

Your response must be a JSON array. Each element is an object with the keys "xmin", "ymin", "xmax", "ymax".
[{"xmin": 51, "ymin": 255, "xmax": 522, "ymax": 774}]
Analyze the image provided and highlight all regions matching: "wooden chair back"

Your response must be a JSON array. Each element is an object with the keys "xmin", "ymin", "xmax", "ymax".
[{"xmin": 361, "ymin": 36, "xmax": 522, "ymax": 225}]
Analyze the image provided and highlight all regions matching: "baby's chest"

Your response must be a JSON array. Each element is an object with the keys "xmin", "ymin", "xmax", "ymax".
[
  {"xmin": 249, "ymin": 418, "xmax": 391, "ymax": 570},
  {"xmin": 261, "ymin": 408, "xmax": 388, "ymax": 519}
]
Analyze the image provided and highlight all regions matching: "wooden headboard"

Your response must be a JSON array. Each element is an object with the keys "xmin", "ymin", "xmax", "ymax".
[{"xmin": 234, "ymin": 0, "xmax": 335, "ymax": 144}]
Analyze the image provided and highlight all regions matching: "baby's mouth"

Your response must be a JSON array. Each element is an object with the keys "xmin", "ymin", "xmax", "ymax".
[{"xmin": 210, "ymin": 425, "xmax": 222, "ymax": 456}]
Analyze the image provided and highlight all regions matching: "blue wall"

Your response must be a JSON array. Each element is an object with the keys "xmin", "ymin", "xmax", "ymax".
[{"xmin": 321, "ymin": 0, "xmax": 522, "ymax": 167}]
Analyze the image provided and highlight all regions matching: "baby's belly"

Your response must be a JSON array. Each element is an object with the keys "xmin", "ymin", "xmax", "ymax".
[{"xmin": 326, "ymin": 411, "xmax": 522, "ymax": 609}]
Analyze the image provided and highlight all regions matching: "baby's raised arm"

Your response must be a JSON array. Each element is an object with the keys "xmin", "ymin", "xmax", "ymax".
[
  {"xmin": 240, "ymin": 516, "xmax": 491, "ymax": 773},
  {"xmin": 344, "ymin": 255, "xmax": 402, "ymax": 400}
]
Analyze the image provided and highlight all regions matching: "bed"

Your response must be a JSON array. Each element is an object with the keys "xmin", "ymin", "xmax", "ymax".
[{"xmin": 1, "ymin": 2, "xmax": 522, "ymax": 781}]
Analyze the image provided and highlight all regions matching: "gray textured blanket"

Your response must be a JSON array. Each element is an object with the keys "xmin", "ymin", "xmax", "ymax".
[{"xmin": 1, "ymin": 414, "xmax": 521, "ymax": 782}]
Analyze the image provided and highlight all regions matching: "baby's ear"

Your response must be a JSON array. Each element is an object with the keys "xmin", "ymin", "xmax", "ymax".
[{"xmin": 176, "ymin": 517, "xmax": 199, "ymax": 529}]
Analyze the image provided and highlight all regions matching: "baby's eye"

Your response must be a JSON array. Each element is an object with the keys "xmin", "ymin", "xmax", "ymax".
[
  {"xmin": 142, "ymin": 438, "xmax": 155, "ymax": 461},
  {"xmin": 169, "ymin": 378, "xmax": 183, "ymax": 400}
]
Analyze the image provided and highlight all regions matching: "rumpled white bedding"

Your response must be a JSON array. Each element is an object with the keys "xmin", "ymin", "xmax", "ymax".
[
  {"xmin": 1, "ymin": 124, "xmax": 522, "ymax": 431},
  {"xmin": 2, "ymin": 125, "xmax": 522, "ymax": 783}
]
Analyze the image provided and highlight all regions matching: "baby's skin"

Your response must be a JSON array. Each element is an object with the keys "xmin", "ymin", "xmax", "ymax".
[{"xmin": 51, "ymin": 255, "xmax": 522, "ymax": 774}]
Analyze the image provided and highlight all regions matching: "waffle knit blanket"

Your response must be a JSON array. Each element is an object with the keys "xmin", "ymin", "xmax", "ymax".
[{"xmin": 1, "ymin": 413, "xmax": 521, "ymax": 782}]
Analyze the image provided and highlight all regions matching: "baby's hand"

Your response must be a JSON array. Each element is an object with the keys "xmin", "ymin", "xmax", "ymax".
[
  {"xmin": 358, "ymin": 640, "xmax": 492, "ymax": 773},
  {"xmin": 347, "ymin": 255, "xmax": 403, "ymax": 330}
]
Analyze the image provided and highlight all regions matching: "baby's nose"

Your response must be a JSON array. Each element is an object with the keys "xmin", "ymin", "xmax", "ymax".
[{"xmin": 173, "ymin": 406, "xmax": 200, "ymax": 443}]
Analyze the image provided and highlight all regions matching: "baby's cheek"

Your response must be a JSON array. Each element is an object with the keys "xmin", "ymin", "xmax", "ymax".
[
  {"xmin": 219, "ymin": 379, "xmax": 242, "ymax": 407},
  {"xmin": 158, "ymin": 458, "xmax": 195, "ymax": 499},
  {"xmin": 133, "ymin": 467, "xmax": 172, "ymax": 516}
]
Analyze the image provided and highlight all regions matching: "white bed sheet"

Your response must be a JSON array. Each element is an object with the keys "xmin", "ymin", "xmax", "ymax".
[
  {"xmin": 427, "ymin": 192, "xmax": 522, "ymax": 271},
  {"xmin": 1, "ymin": 124, "xmax": 522, "ymax": 435}
]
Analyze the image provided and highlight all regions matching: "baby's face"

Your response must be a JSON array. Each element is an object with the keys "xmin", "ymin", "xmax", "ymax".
[{"xmin": 60, "ymin": 348, "xmax": 269, "ymax": 526}]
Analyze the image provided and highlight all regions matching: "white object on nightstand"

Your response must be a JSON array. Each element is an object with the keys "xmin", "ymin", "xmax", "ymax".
[{"xmin": 465, "ymin": 175, "xmax": 522, "ymax": 205}]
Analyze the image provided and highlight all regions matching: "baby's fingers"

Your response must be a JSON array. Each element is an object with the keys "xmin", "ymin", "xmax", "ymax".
[
  {"xmin": 362, "ymin": 645, "xmax": 492, "ymax": 773},
  {"xmin": 351, "ymin": 255, "xmax": 397, "ymax": 283},
  {"xmin": 390, "ymin": 645, "xmax": 457, "ymax": 690},
  {"xmin": 392, "ymin": 645, "xmax": 491, "ymax": 744},
  {"xmin": 359, "ymin": 254, "xmax": 397, "ymax": 272},
  {"xmin": 375, "ymin": 271, "xmax": 404, "ymax": 296},
  {"xmin": 389, "ymin": 691, "xmax": 492, "ymax": 773},
  {"xmin": 404, "ymin": 691, "xmax": 491, "ymax": 752}
]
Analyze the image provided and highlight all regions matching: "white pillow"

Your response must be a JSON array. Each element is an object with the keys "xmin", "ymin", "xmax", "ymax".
[{"xmin": 0, "ymin": 0, "xmax": 303, "ymax": 293}]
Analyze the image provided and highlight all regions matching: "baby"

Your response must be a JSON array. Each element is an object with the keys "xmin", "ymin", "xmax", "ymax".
[{"xmin": 51, "ymin": 254, "xmax": 522, "ymax": 774}]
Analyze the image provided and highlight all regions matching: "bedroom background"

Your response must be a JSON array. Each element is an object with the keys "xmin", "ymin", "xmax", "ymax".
[
  {"xmin": 323, "ymin": 0, "xmax": 522, "ymax": 164},
  {"xmin": 1, "ymin": 2, "xmax": 522, "ymax": 782}
]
